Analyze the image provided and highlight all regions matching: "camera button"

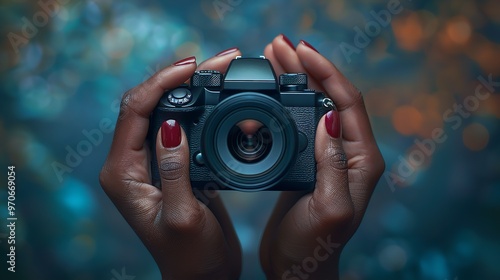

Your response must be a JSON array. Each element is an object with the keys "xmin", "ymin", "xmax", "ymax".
[
  {"xmin": 194, "ymin": 152, "xmax": 205, "ymax": 166},
  {"xmin": 168, "ymin": 88, "xmax": 192, "ymax": 106}
]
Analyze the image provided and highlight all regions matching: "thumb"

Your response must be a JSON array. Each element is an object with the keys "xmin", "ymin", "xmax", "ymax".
[
  {"xmin": 312, "ymin": 110, "xmax": 354, "ymax": 225},
  {"xmin": 156, "ymin": 119, "xmax": 202, "ymax": 224}
]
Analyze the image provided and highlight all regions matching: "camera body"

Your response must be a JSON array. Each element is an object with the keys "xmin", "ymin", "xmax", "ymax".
[{"xmin": 149, "ymin": 57, "xmax": 329, "ymax": 191}]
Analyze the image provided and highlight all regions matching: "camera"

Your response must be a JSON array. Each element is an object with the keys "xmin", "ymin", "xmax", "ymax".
[{"xmin": 149, "ymin": 56, "xmax": 330, "ymax": 191}]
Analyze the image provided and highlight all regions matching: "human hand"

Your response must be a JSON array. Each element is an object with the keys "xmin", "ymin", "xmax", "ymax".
[
  {"xmin": 259, "ymin": 35, "xmax": 385, "ymax": 279},
  {"xmin": 99, "ymin": 48, "xmax": 243, "ymax": 280}
]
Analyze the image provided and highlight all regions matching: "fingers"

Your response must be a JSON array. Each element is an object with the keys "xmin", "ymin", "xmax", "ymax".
[
  {"xmin": 264, "ymin": 43, "xmax": 285, "ymax": 76},
  {"xmin": 295, "ymin": 43, "xmax": 376, "ymax": 145},
  {"xmin": 297, "ymin": 42, "xmax": 385, "ymax": 179},
  {"xmin": 197, "ymin": 47, "xmax": 242, "ymax": 73},
  {"xmin": 267, "ymin": 35, "xmax": 323, "ymax": 91},
  {"xmin": 270, "ymin": 34, "xmax": 302, "ymax": 73},
  {"xmin": 108, "ymin": 57, "xmax": 197, "ymax": 159},
  {"xmin": 156, "ymin": 120, "xmax": 204, "ymax": 227},
  {"xmin": 311, "ymin": 111, "xmax": 354, "ymax": 226},
  {"xmin": 100, "ymin": 57, "xmax": 197, "ymax": 206}
]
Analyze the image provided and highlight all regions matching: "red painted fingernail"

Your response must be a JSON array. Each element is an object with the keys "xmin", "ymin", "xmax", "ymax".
[
  {"xmin": 161, "ymin": 120, "xmax": 181, "ymax": 148},
  {"xmin": 173, "ymin": 56, "xmax": 196, "ymax": 66},
  {"xmin": 300, "ymin": 40, "xmax": 319, "ymax": 53},
  {"xmin": 216, "ymin": 47, "xmax": 239, "ymax": 57},
  {"xmin": 281, "ymin": 34, "xmax": 296, "ymax": 50},
  {"xmin": 325, "ymin": 110, "xmax": 341, "ymax": 138}
]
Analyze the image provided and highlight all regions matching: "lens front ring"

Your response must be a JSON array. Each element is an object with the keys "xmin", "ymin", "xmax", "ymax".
[{"xmin": 201, "ymin": 92, "xmax": 299, "ymax": 191}]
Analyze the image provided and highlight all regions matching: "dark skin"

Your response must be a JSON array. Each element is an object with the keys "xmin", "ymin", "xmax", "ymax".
[{"xmin": 99, "ymin": 35, "xmax": 384, "ymax": 280}]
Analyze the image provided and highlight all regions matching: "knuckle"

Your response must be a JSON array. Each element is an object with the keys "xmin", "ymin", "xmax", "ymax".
[
  {"xmin": 98, "ymin": 164, "xmax": 112, "ymax": 190},
  {"xmin": 159, "ymin": 157, "xmax": 185, "ymax": 182},
  {"xmin": 376, "ymin": 154, "xmax": 386, "ymax": 178},
  {"xmin": 321, "ymin": 148, "xmax": 348, "ymax": 171},
  {"xmin": 311, "ymin": 198, "xmax": 355, "ymax": 227},
  {"xmin": 370, "ymin": 150, "xmax": 386, "ymax": 179},
  {"xmin": 165, "ymin": 207, "xmax": 205, "ymax": 233},
  {"xmin": 118, "ymin": 88, "xmax": 141, "ymax": 120},
  {"xmin": 118, "ymin": 90, "xmax": 133, "ymax": 120}
]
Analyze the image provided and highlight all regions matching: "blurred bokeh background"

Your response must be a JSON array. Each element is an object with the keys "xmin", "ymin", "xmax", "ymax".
[{"xmin": 1, "ymin": 0, "xmax": 499, "ymax": 279}]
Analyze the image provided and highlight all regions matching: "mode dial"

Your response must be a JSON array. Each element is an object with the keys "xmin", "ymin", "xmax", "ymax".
[
  {"xmin": 279, "ymin": 73, "xmax": 308, "ymax": 91},
  {"xmin": 191, "ymin": 70, "xmax": 222, "ymax": 88}
]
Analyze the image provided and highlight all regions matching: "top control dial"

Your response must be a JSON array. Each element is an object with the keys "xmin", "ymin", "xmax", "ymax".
[{"xmin": 279, "ymin": 73, "xmax": 308, "ymax": 91}]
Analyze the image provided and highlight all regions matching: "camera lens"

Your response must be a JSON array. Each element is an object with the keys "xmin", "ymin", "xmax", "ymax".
[
  {"xmin": 201, "ymin": 92, "xmax": 299, "ymax": 191},
  {"xmin": 228, "ymin": 120, "xmax": 272, "ymax": 163}
]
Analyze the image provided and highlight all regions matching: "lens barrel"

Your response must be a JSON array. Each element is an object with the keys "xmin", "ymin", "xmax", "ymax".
[{"xmin": 201, "ymin": 92, "xmax": 298, "ymax": 191}]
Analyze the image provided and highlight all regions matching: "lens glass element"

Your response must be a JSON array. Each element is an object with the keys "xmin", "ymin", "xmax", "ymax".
[{"xmin": 227, "ymin": 120, "xmax": 272, "ymax": 163}]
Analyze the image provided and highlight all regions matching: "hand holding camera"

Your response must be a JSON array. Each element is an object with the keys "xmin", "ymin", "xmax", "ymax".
[
  {"xmin": 99, "ymin": 34, "xmax": 384, "ymax": 280},
  {"xmin": 149, "ymin": 56, "xmax": 330, "ymax": 191}
]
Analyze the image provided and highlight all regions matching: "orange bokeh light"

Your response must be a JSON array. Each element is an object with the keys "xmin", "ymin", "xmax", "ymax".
[
  {"xmin": 392, "ymin": 12, "xmax": 424, "ymax": 52},
  {"xmin": 446, "ymin": 17, "xmax": 472, "ymax": 45},
  {"xmin": 463, "ymin": 123, "xmax": 489, "ymax": 151},
  {"xmin": 392, "ymin": 105, "xmax": 424, "ymax": 135}
]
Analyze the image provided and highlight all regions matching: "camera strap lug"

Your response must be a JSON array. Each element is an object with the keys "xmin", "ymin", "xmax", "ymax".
[{"xmin": 322, "ymin": 98, "xmax": 337, "ymax": 111}]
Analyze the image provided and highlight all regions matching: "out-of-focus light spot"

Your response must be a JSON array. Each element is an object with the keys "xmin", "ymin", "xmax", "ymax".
[
  {"xmin": 59, "ymin": 176, "xmax": 95, "ymax": 216},
  {"xmin": 174, "ymin": 42, "xmax": 201, "ymax": 60},
  {"xmin": 84, "ymin": 1, "xmax": 103, "ymax": 26},
  {"xmin": 24, "ymin": 141, "xmax": 49, "ymax": 170},
  {"xmin": 70, "ymin": 234, "xmax": 96, "ymax": 262},
  {"xmin": 57, "ymin": 234, "xmax": 96, "ymax": 268},
  {"xmin": 463, "ymin": 123, "xmax": 489, "ymax": 151},
  {"xmin": 17, "ymin": 75, "xmax": 64, "ymax": 119},
  {"xmin": 327, "ymin": 0, "xmax": 345, "ymax": 21},
  {"xmin": 364, "ymin": 89, "xmax": 398, "ymax": 117},
  {"xmin": 419, "ymin": 250, "xmax": 449, "ymax": 279},
  {"xmin": 378, "ymin": 244, "xmax": 407, "ymax": 271},
  {"xmin": 392, "ymin": 105, "xmax": 423, "ymax": 135},
  {"xmin": 392, "ymin": 12, "xmax": 424, "ymax": 51},
  {"xmin": 380, "ymin": 202, "xmax": 414, "ymax": 233},
  {"xmin": 468, "ymin": 35, "xmax": 500, "ymax": 74},
  {"xmin": 480, "ymin": 94, "xmax": 500, "ymax": 118},
  {"xmin": 411, "ymin": 94, "xmax": 444, "ymax": 137},
  {"xmin": 452, "ymin": 230, "xmax": 477, "ymax": 263},
  {"xmin": 22, "ymin": 43, "xmax": 43, "ymax": 70},
  {"xmin": 300, "ymin": 10, "xmax": 315, "ymax": 31},
  {"xmin": 171, "ymin": 28, "xmax": 201, "ymax": 48},
  {"xmin": 47, "ymin": 67, "xmax": 81, "ymax": 92},
  {"xmin": 149, "ymin": 25, "xmax": 171, "ymax": 51},
  {"xmin": 201, "ymin": 0, "xmax": 220, "ymax": 21},
  {"xmin": 101, "ymin": 28, "xmax": 134, "ymax": 59},
  {"xmin": 446, "ymin": 17, "xmax": 471, "ymax": 45}
]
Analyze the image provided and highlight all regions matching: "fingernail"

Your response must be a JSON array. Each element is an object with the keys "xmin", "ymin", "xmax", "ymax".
[
  {"xmin": 216, "ymin": 47, "xmax": 239, "ymax": 57},
  {"xmin": 325, "ymin": 110, "xmax": 341, "ymax": 138},
  {"xmin": 173, "ymin": 56, "xmax": 196, "ymax": 66},
  {"xmin": 300, "ymin": 40, "xmax": 319, "ymax": 53},
  {"xmin": 161, "ymin": 120, "xmax": 181, "ymax": 148},
  {"xmin": 281, "ymin": 34, "xmax": 296, "ymax": 50}
]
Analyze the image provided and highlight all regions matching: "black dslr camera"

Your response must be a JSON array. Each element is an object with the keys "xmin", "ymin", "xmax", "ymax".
[{"xmin": 149, "ymin": 56, "xmax": 330, "ymax": 191}]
